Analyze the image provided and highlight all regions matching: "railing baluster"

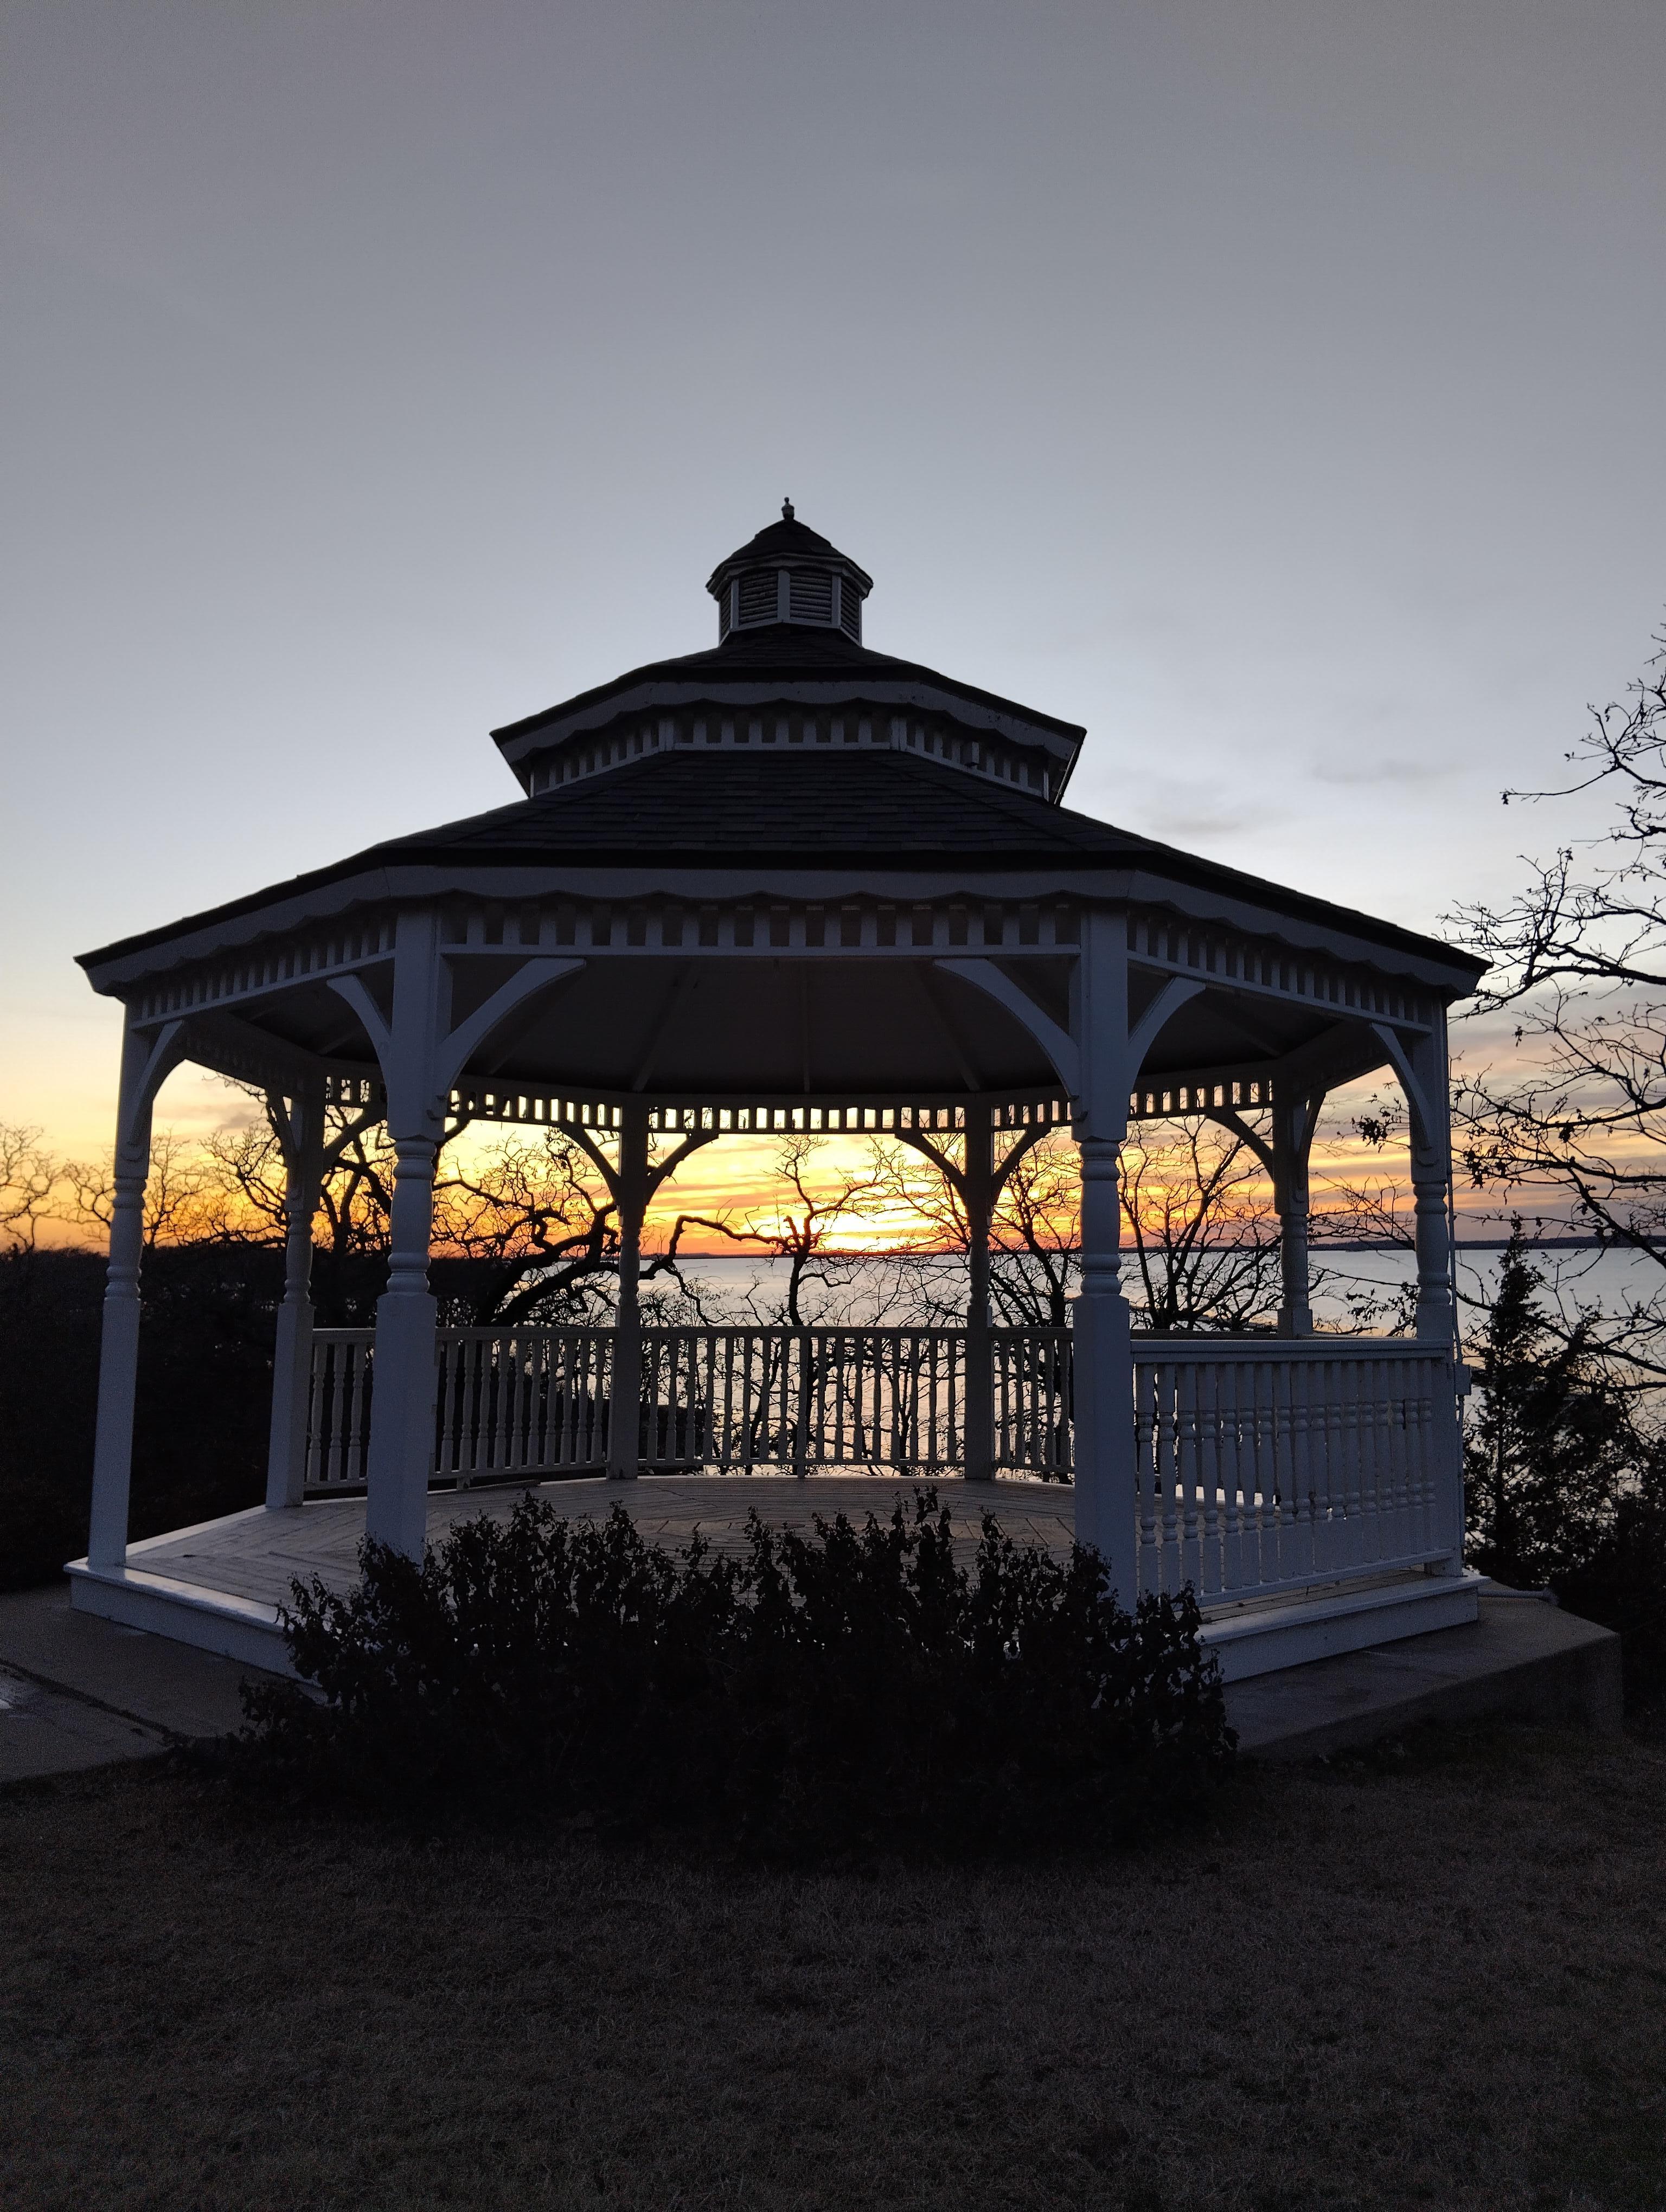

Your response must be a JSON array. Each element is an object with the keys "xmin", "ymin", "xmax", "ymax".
[
  {"xmin": 1156, "ymin": 1360, "xmax": 1180, "ymax": 1594},
  {"xmin": 1134, "ymin": 1358, "xmax": 1157, "ymax": 1598}
]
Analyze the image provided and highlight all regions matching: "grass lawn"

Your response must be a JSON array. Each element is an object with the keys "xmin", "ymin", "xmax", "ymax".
[{"xmin": 2, "ymin": 1725, "xmax": 1664, "ymax": 2211}]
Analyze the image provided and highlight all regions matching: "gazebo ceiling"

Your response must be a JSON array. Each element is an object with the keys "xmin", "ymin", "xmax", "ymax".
[{"xmin": 216, "ymin": 949, "xmax": 1388, "ymax": 1108}]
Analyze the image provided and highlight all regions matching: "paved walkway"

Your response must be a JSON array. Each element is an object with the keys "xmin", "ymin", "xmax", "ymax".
[{"xmin": 0, "ymin": 1583, "xmax": 280, "ymax": 1785}]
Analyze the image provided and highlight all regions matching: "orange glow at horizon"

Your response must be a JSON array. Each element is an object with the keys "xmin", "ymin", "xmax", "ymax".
[{"xmin": 6, "ymin": 1063, "xmax": 1613, "ymax": 1258}]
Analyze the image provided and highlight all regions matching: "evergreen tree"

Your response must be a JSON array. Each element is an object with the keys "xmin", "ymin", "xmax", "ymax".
[{"xmin": 1465, "ymin": 1224, "xmax": 1635, "ymax": 1587}]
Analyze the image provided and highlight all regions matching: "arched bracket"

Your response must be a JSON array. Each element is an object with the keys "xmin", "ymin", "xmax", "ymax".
[
  {"xmin": 936, "ymin": 963, "xmax": 1206, "ymax": 1129},
  {"xmin": 1203, "ymin": 1107, "xmax": 1276, "ymax": 1180},
  {"xmin": 1125, "ymin": 978, "xmax": 1206, "ymax": 1086},
  {"xmin": 1371, "ymin": 1019, "xmax": 1445, "ymax": 1168},
  {"xmin": 1203, "ymin": 1086, "xmax": 1324, "ymax": 1187},
  {"xmin": 330, "ymin": 956, "xmax": 586, "ymax": 1128},
  {"xmin": 890, "ymin": 1117, "xmax": 1045, "ymax": 1204},
  {"xmin": 934, "ymin": 960, "xmax": 1079, "ymax": 1092},
  {"xmin": 116, "ymin": 1018, "xmax": 188, "ymax": 1160},
  {"xmin": 435, "ymin": 959, "xmax": 586, "ymax": 1094}
]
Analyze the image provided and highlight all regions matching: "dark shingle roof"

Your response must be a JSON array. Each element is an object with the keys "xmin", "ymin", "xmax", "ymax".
[
  {"xmin": 491, "ymin": 627, "xmax": 1086, "ymax": 746},
  {"xmin": 77, "ymin": 747, "xmax": 1486, "ymax": 977},
  {"xmin": 703, "ymin": 510, "xmax": 874, "ymax": 595},
  {"xmin": 388, "ymin": 748, "xmax": 1126, "ymax": 864},
  {"xmin": 374, "ymin": 753, "xmax": 1473, "ymax": 961}
]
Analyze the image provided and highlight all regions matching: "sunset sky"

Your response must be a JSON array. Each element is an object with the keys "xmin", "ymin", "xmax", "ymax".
[{"xmin": 6, "ymin": 1, "xmax": 1665, "ymax": 1214}]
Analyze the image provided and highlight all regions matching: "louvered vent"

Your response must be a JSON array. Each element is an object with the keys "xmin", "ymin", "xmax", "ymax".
[
  {"xmin": 709, "ymin": 510, "xmax": 872, "ymax": 641},
  {"xmin": 737, "ymin": 570, "xmax": 779, "ymax": 625},
  {"xmin": 788, "ymin": 570, "xmax": 833, "ymax": 623}
]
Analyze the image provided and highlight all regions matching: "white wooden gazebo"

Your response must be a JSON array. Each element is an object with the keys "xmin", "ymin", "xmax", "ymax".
[{"xmin": 71, "ymin": 507, "xmax": 1486, "ymax": 1680}]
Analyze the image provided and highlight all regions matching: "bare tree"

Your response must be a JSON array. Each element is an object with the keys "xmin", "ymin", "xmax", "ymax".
[
  {"xmin": 987, "ymin": 1132, "xmax": 1079, "ymax": 1327},
  {"xmin": 1450, "ymin": 633, "xmax": 1666, "ymax": 1379},
  {"xmin": 57, "ymin": 1129, "xmax": 238, "ymax": 1250},
  {"xmin": 0, "ymin": 1124, "xmax": 62, "ymax": 1254},
  {"xmin": 1119, "ymin": 1120, "xmax": 1283, "ymax": 1333},
  {"xmin": 875, "ymin": 1118, "xmax": 1284, "ymax": 1334},
  {"xmin": 665, "ymin": 1134, "xmax": 888, "ymax": 1326}
]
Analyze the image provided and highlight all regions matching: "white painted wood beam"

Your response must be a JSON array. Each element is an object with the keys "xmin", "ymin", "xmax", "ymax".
[
  {"xmin": 435, "ymin": 957, "xmax": 585, "ymax": 1094},
  {"xmin": 934, "ymin": 958, "xmax": 1081, "ymax": 1092}
]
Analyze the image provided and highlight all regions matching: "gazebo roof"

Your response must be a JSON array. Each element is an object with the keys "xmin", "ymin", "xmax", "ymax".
[
  {"xmin": 702, "ymin": 505, "xmax": 875, "ymax": 597},
  {"xmin": 489, "ymin": 617, "xmax": 1087, "ymax": 785},
  {"xmin": 79, "ymin": 744, "xmax": 1482, "ymax": 989},
  {"xmin": 75, "ymin": 507, "xmax": 1486, "ymax": 1018}
]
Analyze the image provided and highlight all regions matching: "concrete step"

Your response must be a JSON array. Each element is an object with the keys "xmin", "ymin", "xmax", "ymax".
[{"xmin": 1226, "ymin": 1589, "xmax": 1623, "ymax": 1758}]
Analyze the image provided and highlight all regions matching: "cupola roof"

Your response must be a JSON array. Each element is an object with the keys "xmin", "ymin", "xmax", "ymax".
[{"xmin": 706, "ymin": 501, "xmax": 874, "ymax": 644}]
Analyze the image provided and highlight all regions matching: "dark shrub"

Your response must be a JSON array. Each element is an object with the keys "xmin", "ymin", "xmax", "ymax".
[
  {"xmin": 239, "ymin": 1489, "xmax": 1235, "ymax": 1855},
  {"xmin": 1555, "ymin": 1482, "xmax": 1666, "ymax": 1714}
]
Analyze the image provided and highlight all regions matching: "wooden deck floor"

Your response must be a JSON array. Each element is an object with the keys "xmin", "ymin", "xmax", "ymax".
[{"xmin": 126, "ymin": 1476, "xmax": 1078, "ymax": 1615}]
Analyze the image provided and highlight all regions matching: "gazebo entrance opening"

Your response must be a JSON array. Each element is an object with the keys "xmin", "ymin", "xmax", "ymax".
[
  {"xmin": 284, "ymin": 1066, "xmax": 1459, "ymax": 1630},
  {"xmin": 301, "ymin": 1089, "xmax": 1079, "ymax": 1498},
  {"xmin": 73, "ymin": 505, "xmax": 1485, "ymax": 1679}
]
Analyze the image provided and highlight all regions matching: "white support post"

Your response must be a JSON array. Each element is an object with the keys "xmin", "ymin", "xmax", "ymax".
[
  {"xmin": 1374, "ymin": 1009, "xmax": 1464, "ymax": 1569},
  {"xmin": 88, "ymin": 1031, "xmax": 153, "ymax": 1573},
  {"xmin": 87, "ymin": 1014, "xmax": 183, "ymax": 1575},
  {"xmin": 1274, "ymin": 1092, "xmax": 1323, "ymax": 1339},
  {"xmin": 607, "ymin": 1105, "xmax": 650, "ymax": 1481},
  {"xmin": 265, "ymin": 1079, "xmax": 325, "ymax": 1511},
  {"xmin": 1408, "ymin": 1015, "xmax": 1463, "ymax": 1566},
  {"xmin": 1069, "ymin": 911, "xmax": 1140, "ymax": 1599},
  {"xmin": 363, "ymin": 912, "xmax": 445, "ymax": 1560},
  {"xmin": 963, "ymin": 1112, "xmax": 995, "ymax": 1484},
  {"xmin": 1371, "ymin": 1013, "xmax": 1457, "ymax": 1350},
  {"xmin": 1406, "ymin": 1019, "xmax": 1456, "ymax": 1349}
]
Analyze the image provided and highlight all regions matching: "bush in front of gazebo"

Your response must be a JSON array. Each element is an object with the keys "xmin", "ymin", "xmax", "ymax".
[{"xmin": 233, "ymin": 1489, "xmax": 1235, "ymax": 1855}]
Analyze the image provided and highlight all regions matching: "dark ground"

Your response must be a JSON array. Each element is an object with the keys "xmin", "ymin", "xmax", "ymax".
[{"xmin": 3, "ymin": 1722, "xmax": 1664, "ymax": 2211}]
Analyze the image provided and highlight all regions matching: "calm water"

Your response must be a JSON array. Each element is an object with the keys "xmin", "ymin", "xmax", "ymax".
[{"xmin": 658, "ymin": 1242, "xmax": 1666, "ymax": 1340}]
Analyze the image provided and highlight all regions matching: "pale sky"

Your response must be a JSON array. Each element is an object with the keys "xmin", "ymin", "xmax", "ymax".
[{"xmin": 5, "ymin": 0, "xmax": 1664, "ymax": 1155}]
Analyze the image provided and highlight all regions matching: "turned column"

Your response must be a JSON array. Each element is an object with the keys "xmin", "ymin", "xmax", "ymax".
[
  {"xmin": 87, "ymin": 1026, "xmax": 158, "ymax": 1574},
  {"xmin": 366, "ymin": 1131, "xmax": 439, "ymax": 1555},
  {"xmin": 1407, "ymin": 1018, "xmax": 1456, "ymax": 1348},
  {"xmin": 1069, "ymin": 914, "xmax": 1139, "ymax": 1597},
  {"xmin": 963, "ymin": 1111, "xmax": 996, "ymax": 1486},
  {"xmin": 265, "ymin": 1081, "xmax": 324, "ymax": 1512},
  {"xmin": 607, "ymin": 1105, "xmax": 650, "ymax": 1481},
  {"xmin": 1273, "ymin": 1091, "xmax": 1322, "ymax": 1338},
  {"xmin": 363, "ymin": 912, "xmax": 444, "ymax": 1559}
]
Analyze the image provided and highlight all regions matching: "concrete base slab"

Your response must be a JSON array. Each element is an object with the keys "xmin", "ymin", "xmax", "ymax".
[
  {"xmin": 0, "ymin": 1583, "xmax": 287, "ymax": 1786},
  {"xmin": 68, "ymin": 1560, "xmax": 292, "ymax": 1675},
  {"xmin": 1202, "ymin": 1570, "xmax": 1482, "ymax": 1682},
  {"xmin": 1225, "ymin": 1590, "xmax": 1623, "ymax": 1759},
  {"xmin": 8, "ymin": 1566, "xmax": 1623, "ymax": 1782}
]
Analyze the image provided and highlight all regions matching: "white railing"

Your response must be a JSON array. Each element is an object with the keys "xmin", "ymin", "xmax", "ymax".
[
  {"xmin": 1131, "ymin": 1340, "xmax": 1461, "ymax": 1604},
  {"xmin": 640, "ymin": 1327, "xmax": 960, "ymax": 1473},
  {"xmin": 993, "ymin": 1327, "xmax": 1072, "ymax": 1476},
  {"xmin": 303, "ymin": 1326, "xmax": 1463, "ymax": 1609},
  {"xmin": 305, "ymin": 1330, "xmax": 374, "ymax": 1490},
  {"xmin": 304, "ymin": 1323, "xmax": 1073, "ymax": 1489},
  {"xmin": 435, "ymin": 1327, "xmax": 615, "ymax": 1483}
]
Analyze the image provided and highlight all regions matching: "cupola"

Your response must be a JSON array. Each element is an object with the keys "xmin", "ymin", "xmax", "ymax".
[{"xmin": 706, "ymin": 502, "xmax": 874, "ymax": 643}]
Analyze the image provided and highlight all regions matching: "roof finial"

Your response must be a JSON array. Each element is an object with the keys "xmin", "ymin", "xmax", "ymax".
[{"xmin": 781, "ymin": 497, "xmax": 794, "ymax": 521}]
